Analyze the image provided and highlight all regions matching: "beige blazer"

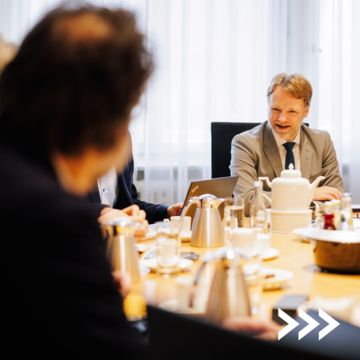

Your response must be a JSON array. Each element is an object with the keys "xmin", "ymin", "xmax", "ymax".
[{"xmin": 230, "ymin": 121, "xmax": 345, "ymax": 215}]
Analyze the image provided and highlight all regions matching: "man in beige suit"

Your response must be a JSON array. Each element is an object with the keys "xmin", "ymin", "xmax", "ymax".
[{"xmin": 230, "ymin": 73, "xmax": 344, "ymax": 215}]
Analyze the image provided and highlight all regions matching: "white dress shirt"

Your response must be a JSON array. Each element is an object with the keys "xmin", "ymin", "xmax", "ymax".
[
  {"xmin": 271, "ymin": 128, "xmax": 301, "ymax": 171},
  {"xmin": 97, "ymin": 167, "xmax": 117, "ymax": 207}
]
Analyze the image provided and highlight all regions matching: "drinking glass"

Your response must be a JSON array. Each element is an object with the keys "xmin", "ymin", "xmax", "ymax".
[
  {"xmin": 155, "ymin": 221, "xmax": 181, "ymax": 278},
  {"xmin": 224, "ymin": 196, "xmax": 244, "ymax": 228},
  {"xmin": 223, "ymin": 196, "xmax": 244, "ymax": 243}
]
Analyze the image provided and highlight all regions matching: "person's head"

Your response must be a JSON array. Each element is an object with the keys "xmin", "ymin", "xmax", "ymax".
[
  {"xmin": 0, "ymin": 6, "xmax": 152, "ymax": 183},
  {"xmin": 267, "ymin": 73, "xmax": 312, "ymax": 141},
  {"xmin": 0, "ymin": 36, "xmax": 17, "ymax": 74}
]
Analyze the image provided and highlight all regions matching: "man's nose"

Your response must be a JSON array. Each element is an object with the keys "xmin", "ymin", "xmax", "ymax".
[{"xmin": 278, "ymin": 111, "xmax": 287, "ymax": 122}]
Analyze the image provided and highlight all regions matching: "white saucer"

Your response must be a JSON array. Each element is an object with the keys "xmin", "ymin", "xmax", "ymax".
[
  {"xmin": 292, "ymin": 228, "xmax": 310, "ymax": 242},
  {"xmin": 135, "ymin": 243, "xmax": 153, "ymax": 253},
  {"xmin": 140, "ymin": 258, "xmax": 194, "ymax": 272},
  {"xmin": 137, "ymin": 228, "xmax": 156, "ymax": 241},
  {"xmin": 139, "ymin": 266, "xmax": 151, "ymax": 276},
  {"xmin": 260, "ymin": 248, "xmax": 280, "ymax": 261},
  {"xmin": 180, "ymin": 231, "xmax": 192, "ymax": 243},
  {"xmin": 260, "ymin": 267, "xmax": 293, "ymax": 290},
  {"xmin": 158, "ymin": 299, "xmax": 201, "ymax": 315}
]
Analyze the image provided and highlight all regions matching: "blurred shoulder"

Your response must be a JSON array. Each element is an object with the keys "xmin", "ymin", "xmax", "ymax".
[{"xmin": 0, "ymin": 143, "xmax": 98, "ymax": 231}]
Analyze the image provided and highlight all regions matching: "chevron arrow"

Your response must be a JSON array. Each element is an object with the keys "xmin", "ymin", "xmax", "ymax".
[
  {"xmin": 298, "ymin": 309, "xmax": 320, "ymax": 340},
  {"xmin": 278, "ymin": 309, "xmax": 299, "ymax": 340},
  {"xmin": 319, "ymin": 309, "xmax": 340, "ymax": 340}
]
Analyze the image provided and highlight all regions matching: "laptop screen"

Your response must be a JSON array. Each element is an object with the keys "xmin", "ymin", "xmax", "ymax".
[{"xmin": 180, "ymin": 176, "xmax": 239, "ymax": 220}]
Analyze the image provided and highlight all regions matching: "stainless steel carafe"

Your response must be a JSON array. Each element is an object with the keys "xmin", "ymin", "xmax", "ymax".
[
  {"xmin": 181, "ymin": 194, "xmax": 225, "ymax": 248},
  {"xmin": 101, "ymin": 217, "xmax": 141, "ymax": 283},
  {"xmin": 193, "ymin": 247, "xmax": 251, "ymax": 325}
]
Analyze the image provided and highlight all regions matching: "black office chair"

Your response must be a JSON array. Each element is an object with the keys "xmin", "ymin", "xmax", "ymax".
[
  {"xmin": 147, "ymin": 305, "xmax": 353, "ymax": 360},
  {"xmin": 211, "ymin": 122, "xmax": 261, "ymax": 179},
  {"xmin": 211, "ymin": 122, "xmax": 309, "ymax": 179}
]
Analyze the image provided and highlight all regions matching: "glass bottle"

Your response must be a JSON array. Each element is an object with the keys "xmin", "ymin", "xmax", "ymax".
[
  {"xmin": 223, "ymin": 207, "xmax": 233, "ymax": 244},
  {"xmin": 337, "ymin": 193, "xmax": 354, "ymax": 231},
  {"xmin": 331, "ymin": 199, "xmax": 341, "ymax": 230},
  {"xmin": 250, "ymin": 181, "xmax": 267, "ymax": 234},
  {"xmin": 323, "ymin": 201, "xmax": 336, "ymax": 230}
]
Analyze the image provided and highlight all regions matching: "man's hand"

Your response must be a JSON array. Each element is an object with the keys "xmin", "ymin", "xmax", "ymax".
[
  {"xmin": 98, "ymin": 205, "xmax": 148, "ymax": 238},
  {"xmin": 112, "ymin": 270, "xmax": 132, "ymax": 298},
  {"xmin": 167, "ymin": 203, "xmax": 183, "ymax": 217},
  {"xmin": 222, "ymin": 316, "xmax": 280, "ymax": 341},
  {"xmin": 313, "ymin": 186, "xmax": 342, "ymax": 201},
  {"xmin": 98, "ymin": 205, "xmax": 147, "ymax": 224}
]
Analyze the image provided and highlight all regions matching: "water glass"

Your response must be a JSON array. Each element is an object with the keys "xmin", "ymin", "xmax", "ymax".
[
  {"xmin": 223, "ymin": 196, "xmax": 244, "ymax": 244},
  {"xmin": 224, "ymin": 196, "xmax": 244, "ymax": 228},
  {"xmin": 155, "ymin": 221, "xmax": 181, "ymax": 278}
]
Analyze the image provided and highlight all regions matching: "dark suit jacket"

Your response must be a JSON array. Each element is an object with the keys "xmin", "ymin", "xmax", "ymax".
[
  {"xmin": 1, "ymin": 141, "xmax": 146, "ymax": 358},
  {"xmin": 88, "ymin": 156, "xmax": 168, "ymax": 224}
]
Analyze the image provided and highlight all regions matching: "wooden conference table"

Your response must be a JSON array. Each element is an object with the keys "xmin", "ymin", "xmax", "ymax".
[{"xmin": 129, "ymin": 218, "xmax": 360, "ymax": 325}]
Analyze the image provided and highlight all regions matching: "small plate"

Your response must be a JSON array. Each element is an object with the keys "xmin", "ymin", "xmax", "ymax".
[
  {"xmin": 140, "ymin": 258, "xmax": 194, "ymax": 272},
  {"xmin": 260, "ymin": 267, "xmax": 293, "ymax": 290},
  {"xmin": 135, "ymin": 243, "xmax": 153, "ymax": 253},
  {"xmin": 293, "ymin": 228, "xmax": 310, "ymax": 242},
  {"xmin": 260, "ymin": 248, "xmax": 280, "ymax": 261},
  {"xmin": 140, "ymin": 266, "xmax": 151, "ymax": 276},
  {"xmin": 180, "ymin": 231, "xmax": 192, "ymax": 243},
  {"xmin": 137, "ymin": 228, "xmax": 156, "ymax": 241}
]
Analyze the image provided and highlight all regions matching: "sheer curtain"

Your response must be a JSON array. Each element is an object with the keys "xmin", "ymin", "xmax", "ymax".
[{"xmin": 1, "ymin": 0, "xmax": 359, "ymax": 204}]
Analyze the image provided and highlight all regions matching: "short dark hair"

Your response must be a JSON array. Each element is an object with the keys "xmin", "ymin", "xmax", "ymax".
[{"xmin": 0, "ymin": 6, "xmax": 153, "ymax": 155}]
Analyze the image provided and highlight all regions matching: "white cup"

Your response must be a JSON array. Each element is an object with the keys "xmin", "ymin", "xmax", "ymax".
[
  {"xmin": 171, "ymin": 216, "xmax": 191, "ymax": 232},
  {"xmin": 155, "ymin": 221, "xmax": 181, "ymax": 277},
  {"xmin": 171, "ymin": 216, "xmax": 191, "ymax": 241},
  {"xmin": 256, "ymin": 233, "xmax": 271, "ymax": 254},
  {"xmin": 175, "ymin": 275, "xmax": 194, "ymax": 309},
  {"xmin": 157, "ymin": 238, "xmax": 178, "ymax": 267},
  {"xmin": 232, "ymin": 228, "xmax": 257, "ymax": 253}
]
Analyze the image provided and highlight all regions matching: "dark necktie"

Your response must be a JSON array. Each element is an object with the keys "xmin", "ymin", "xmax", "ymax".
[{"xmin": 283, "ymin": 142, "xmax": 296, "ymax": 169}]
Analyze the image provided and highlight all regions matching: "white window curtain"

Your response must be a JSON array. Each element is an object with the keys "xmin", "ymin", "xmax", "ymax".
[{"xmin": 1, "ymin": 0, "xmax": 359, "ymax": 204}]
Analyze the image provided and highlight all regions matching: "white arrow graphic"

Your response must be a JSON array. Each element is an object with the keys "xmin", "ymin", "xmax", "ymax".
[
  {"xmin": 298, "ymin": 308, "xmax": 320, "ymax": 340},
  {"xmin": 319, "ymin": 309, "xmax": 340, "ymax": 340},
  {"xmin": 278, "ymin": 309, "xmax": 299, "ymax": 340}
]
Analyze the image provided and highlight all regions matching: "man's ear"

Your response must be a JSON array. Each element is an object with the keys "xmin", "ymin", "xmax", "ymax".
[{"xmin": 303, "ymin": 105, "xmax": 310, "ymax": 118}]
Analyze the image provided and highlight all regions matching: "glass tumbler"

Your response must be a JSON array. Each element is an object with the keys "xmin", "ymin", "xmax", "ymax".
[
  {"xmin": 223, "ymin": 196, "xmax": 244, "ymax": 244},
  {"xmin": 155, "ymin": 221, "xmax": 181, "ymax": 278}
]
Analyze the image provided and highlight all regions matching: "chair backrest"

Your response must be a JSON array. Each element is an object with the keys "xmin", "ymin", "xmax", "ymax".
[
  {"xmin": 211, "ymin": 122, "xmax": 261, "ymax": 179},
  {"xmin": 211, "ymin": 122, "xmax": 309, "ymax": 179},
  {"xmin": 147, "ymin": 305, "xmax": 333, "ymax": 360}
]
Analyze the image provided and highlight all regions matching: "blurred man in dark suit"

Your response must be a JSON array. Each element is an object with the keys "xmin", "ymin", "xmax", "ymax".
[{"xmin": 0, "ymin": 6, "xmax": 151, "ymax": 357}]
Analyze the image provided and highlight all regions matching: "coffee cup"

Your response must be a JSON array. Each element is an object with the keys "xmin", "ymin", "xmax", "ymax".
[
  {"xmin": 171, "ymin": 216, "xmax": 191, "ymax": 241},
  {"xmin": 232, "ymin": 228, "xmax": 257, "ymax": 254},
  {"xmin": 256, "ymin": 233, "xmax": 271, "ymax": 254}
]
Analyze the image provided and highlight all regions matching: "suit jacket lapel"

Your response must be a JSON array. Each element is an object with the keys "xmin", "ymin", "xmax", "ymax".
[
  {"xmin": 300, "ymin": 126, "xmax": 311, "ymax": 180},
  {"xmin": 89, "ymin": 187, "xmax": 101, "ymax": 204},
  {"xmin": 263, "ymin": 122, "xmax": 283, "ymax": 178}
]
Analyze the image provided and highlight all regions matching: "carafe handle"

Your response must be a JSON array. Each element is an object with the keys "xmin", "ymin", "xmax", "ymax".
[
  {"xmin": 189, "ymin": 253, "xmax": 213, "ymax": 308},
  {"xmin": 179, "ymin": 197, "xmax": 199, "ymax": 232}
]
